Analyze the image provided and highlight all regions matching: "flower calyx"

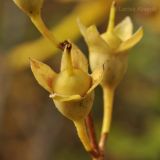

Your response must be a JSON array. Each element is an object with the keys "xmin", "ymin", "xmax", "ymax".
[
  {"xmin": 30, "ymin": 40, "xmax": 104, "ymax": 121},
  {"xmin": 77, "ymin": 1, "xmax": 143, "ymax": 89}
]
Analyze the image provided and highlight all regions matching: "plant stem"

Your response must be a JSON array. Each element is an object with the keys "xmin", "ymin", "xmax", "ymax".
[
  {"xmin": 30, "ymin": 14, "xmax": 60, "ymax": 49},
  {"xmin": 86, "ymin": 112, "xmax": 99, "ymax": 155},
  {"xmin": 74, "ymin": 119, "xmax": 92, "ymax": 152},
  {"xmin": 99, "ymin": 86, "xmax": 115, "ymax": 151},
  {"xmin": 85, "ymin": 113, "xmax": 107, "ymax": 160},
  {"xmin": 74, "ymin": 119, "xmax": 102, "ymax": 159}
]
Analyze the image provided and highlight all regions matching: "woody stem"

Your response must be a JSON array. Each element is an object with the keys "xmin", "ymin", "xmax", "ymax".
[
  {"xmin": 86, "ymin": 113, "xmax": 107, "ymax": 160},
  {"xmin": 86, "ymin": 112, "xmax": 99, "ymax": 155}
]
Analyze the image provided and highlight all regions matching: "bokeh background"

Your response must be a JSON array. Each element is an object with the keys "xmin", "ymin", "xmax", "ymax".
[{"xmin": 0, "ymin": 0, "xmax": 160, "ymax": 160}]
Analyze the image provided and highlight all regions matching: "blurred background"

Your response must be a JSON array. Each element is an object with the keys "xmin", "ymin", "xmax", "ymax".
[{"xmin": 0, "ymin": 0, "xmax": 160, "ymax": 160}]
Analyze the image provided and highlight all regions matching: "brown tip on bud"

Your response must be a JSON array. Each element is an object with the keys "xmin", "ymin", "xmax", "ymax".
[{"xmin": 58, "ymin": 40, "xmax": 72, "ymax": 52}]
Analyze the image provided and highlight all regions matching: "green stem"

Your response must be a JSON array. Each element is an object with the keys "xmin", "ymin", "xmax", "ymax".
[
  {"xmin": 99, "ymin": 86, "xmax": 115, "ymax": 150},
  {"xmin": 74, "ymin": 119, "xmax": 92, "ymax": 152},
  {"xmin": 30, "ymin": 14, "xmax": 60, "ymax": 48}
]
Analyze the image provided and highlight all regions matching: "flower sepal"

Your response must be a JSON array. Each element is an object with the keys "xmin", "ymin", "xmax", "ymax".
[{"xmin": 53, "ymin": 92, "xmax": 94, "ymax": 121}]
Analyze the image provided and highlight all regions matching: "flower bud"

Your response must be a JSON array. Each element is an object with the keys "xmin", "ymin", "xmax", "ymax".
[
  {"xmin": 54, "ymin": 69, "xmax": 91, "ymax": 97},
  {"xmin": 78, "ymin": 1, "xmax": 143, "ymax": 141},
  {"xmin": 30, "ymin": 41, "xmax": 103, "ymax": 152},
  {"xmin": 54, "ymin": 42, "xmax": 91, "ymax": 97},
  {"xmin": 78, "ymin": 1, "xmax": 143, "ymax": 89},
  {"xmin": 30, "ymin": 41, "xmax": 104, "ymax": 121},
  {"xmin": 30, "ymin": 41, "xmax": 104, "ymax": 152},
  {"xmin": 13, "ymin": 0, "xmax": 44, "ymax": 16}
]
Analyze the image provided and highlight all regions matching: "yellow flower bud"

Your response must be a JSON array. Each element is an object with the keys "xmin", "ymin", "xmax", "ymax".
[
  {"xmin": 13, "ymin": 0, "xmax": 44, "ymax": 16},
  {"xmin": 30, "ymin": 40, "xmax": 104, "ymax": 152},
  {"xmin": 54, "ymin": 69, "xmax": 91, "ymax": 97},
  {"xmin": 78, "ymin": 1, "xmax": 143, "ymax": 89}
]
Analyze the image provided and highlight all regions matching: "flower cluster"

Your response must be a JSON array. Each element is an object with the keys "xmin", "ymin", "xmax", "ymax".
[{"xmin": 12, "ymin": 0, "xmax": 143, "ymax": 159}]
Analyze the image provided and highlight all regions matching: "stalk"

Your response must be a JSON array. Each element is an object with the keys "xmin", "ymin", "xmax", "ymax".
[
  {"xmin": 99, "ymin": 86, "xmax": 115, "ymax": 150},
  {"xmin": 74, "ymin": 119, "xmax": 92, "ymax": 152},
  {"xmin": 30, "ymin": 14, "xmax": 60, "ymax": 49}
]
